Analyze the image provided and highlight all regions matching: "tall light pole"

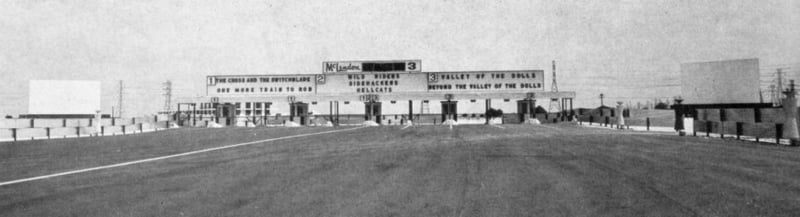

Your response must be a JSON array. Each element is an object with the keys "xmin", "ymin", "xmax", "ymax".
[{"xmin": 600, "ymin": 93, "xmax": 605, "ymax": 107}]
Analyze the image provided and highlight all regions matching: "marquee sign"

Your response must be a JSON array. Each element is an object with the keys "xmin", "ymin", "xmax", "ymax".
[
  {"xmin": 427, "ymin": 73, "xmax": 438, "ymax": 83},
  {"xmin": 316, "ymin": 74, "xmax": 326, "ymax": 84},
  {"xmin": 323, "ymin": 60, "xmax": 421, "ymax": 73},
  {"xmin": 323, "ymin": 61, "xmax": 362, "ymax": 73}
]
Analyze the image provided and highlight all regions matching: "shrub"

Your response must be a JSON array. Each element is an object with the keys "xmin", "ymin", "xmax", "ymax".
[
  {"xmin": 486, "ymin": 108, "xmax": 504, "ymax": 118},
  {"xmin": 535, "ymin": 106, "xmax": 547, "ymax": 114},
  {"xmin": 655, "ymin": 102, "xmax": 669, "ymax": 110}
]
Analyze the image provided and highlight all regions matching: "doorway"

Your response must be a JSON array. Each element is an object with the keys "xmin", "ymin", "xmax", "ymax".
[
  {"xmin": 290, "ymin": 102, "xmax": 309, "ymax": 125},
  {"xmin": 216, "ymin": 103, "xmax": 236, "ymax": 126},
  {"xmin": 364, "ymin": 101, "xmax": 382, "ymax": 123},
  {"xmin": 517, "ymin": 100, "xmax": 536, "ymax": 123},
  {"xmin": 441, "ymin": 101, "xmax": 458, "ymax": 121}
]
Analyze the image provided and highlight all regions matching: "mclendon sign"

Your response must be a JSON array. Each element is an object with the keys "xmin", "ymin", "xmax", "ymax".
[
  {"xmin": 323, "ymin": 60, "xmax": 422, "ymax": 73},
  {"xmin": 323, "ymin": 61, "xmax": 363, "ymax": 73}
]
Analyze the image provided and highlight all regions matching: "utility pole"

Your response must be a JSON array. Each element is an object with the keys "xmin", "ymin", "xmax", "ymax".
[
  {"xmin": 117, "ymin": 80, "xmax": 124, "ymax": 118},
  {"xmin": 771, "ymin": 84, "xmax": 778, "ymax": 106},
  {"xmin": 777, "ymin": 68, "xmax": 784, "ymax": 98},
  {"xmin": 551, "ymin": 60, "xmax": 558, "ymax": 92},
  {"xmin": 163, "ymin": 80, "xmax": 173, "ymax": 114},
  {"xmin": 549, "ymin": 60, "xmax": 561, "ymax": 112}
]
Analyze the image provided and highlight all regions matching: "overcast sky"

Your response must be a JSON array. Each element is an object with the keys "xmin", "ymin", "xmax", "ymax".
[{"xmin": 1, "ymin": 0, "xmax": 798, "ymax": 116}]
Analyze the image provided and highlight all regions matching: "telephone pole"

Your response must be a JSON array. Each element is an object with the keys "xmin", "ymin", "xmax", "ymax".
[
  {"xmin": 117, "ymin": 80, "xmax": 124, "ymax": 118},
  {"xmin": 771, "ymin": 84, "xmax": 778, "ymax": 106},
  {"xmin": 776, "ymin": 68, "xmax": 791, "ymax": 106},
  {"xmin": 163, "ymin": 80, "xmax": 172, "ymax": 114},
  {"xmin": 551, "ymin": 60, "xmax": 558, "ymax": 92},
  {"xmin": 778, "ymin": 68, "xmax": 783, "ymax": 96}
]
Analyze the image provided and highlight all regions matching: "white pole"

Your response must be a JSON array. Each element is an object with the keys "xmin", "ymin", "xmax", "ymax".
[
  {"xmin": 95, "ymin": 110, "xmax": 102, "ymax": 136},
  {"xmin": 616, "ymin": 101, "xmax": 625, "ymax": 129},
  {"xmin": 449, "ymin": 120, "xmax": 453, "ymax": 130}
]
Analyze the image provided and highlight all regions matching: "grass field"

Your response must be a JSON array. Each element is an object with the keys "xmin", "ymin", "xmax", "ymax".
[{"xmin": 1, "ymin": 124, "xmax": 800, "ymax": 216}]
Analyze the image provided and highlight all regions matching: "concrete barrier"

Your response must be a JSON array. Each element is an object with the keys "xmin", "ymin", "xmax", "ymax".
[
  {"xmin": 0, "ymin": 119, "xmax": 33, "ymax": 128},
  {"xmin": 33, "ymin": 119, "xmax": 65, "ymax": 128},
  {"xmin": 103, "ymin": 125, "xmax": 123, "ymax": 135},
  {"xmin": 0, "ymin": 129, "xmax": 13, "ymax": 140},
  {"xmin": 15, "ymin": 128, "xmax": 47, "ymax": 140},
  {"xmin": 51, "ymin": 127, "xmax": 76, "ymax": 138}
]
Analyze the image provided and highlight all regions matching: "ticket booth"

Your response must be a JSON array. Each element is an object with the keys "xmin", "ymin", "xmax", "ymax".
[
  {"xmin": 360, "ymin": 94, "xmax": 382, "ymax": 123},
  {"xmin": 441, "ymin": 101, "xmax": 458, "ymax": 121},
  {"xmin": 216, "ymin": 103, "xmax": 236, "ymax": 126},
  {"xmin": 517, "ymin": 99, "xmax": 536, "ymax": 123},
  {"xmin": 290, "ymin": 102, "xmax": 309, "ymax": 125},
  {"xmin": 364, "ymin": 101, "xmax": 382, "ymax": 122}
]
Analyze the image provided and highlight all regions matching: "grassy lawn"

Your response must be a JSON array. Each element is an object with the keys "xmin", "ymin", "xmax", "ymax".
[{"xmin": 1, "ymin": 124, "xmax": 800, "ymax": 216}]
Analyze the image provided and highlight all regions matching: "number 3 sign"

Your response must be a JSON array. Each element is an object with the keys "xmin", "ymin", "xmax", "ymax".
[
  {"xmin": 427, "ymin": 73, "xmax": 438, "ymax": 83},
  {"xmin": 405, "ymin": 60, "xmax": 421, "ymax": 72}
]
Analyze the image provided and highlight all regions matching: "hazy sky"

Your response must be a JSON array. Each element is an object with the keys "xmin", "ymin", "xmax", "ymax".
[{"xmin": 1, "ymin": 0, "xmax": 798, "ymax": 116}]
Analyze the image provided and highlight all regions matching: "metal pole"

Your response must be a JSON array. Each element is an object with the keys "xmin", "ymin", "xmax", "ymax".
[
  {"xmin": 193, "ymin": 104, "xmax": 197, "ymax": 126},
  {"xmin": 408, "ymin": 100, "xmax": 413, "ymax": 123},
  {"xmin": 485, "ymin": 99, "xmax": 490, "ymax": 124},
  {"xmin": 177, "ymin": 104, "xmax": 182, "ymax": 126},
  {"xmin": 335, "ymin": 101, "xmax": 340, "ymax": 126}
]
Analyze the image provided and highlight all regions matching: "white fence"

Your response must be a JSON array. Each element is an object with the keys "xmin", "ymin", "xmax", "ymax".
[{"xmin": 0, "ymin": 115, "xmax": 176, "ymax": 142}]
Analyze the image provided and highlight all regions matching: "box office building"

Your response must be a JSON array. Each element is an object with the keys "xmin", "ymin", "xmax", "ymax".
[{"xmin": 176, "ymin": 60, "xmax": 576, "ymax": 126}]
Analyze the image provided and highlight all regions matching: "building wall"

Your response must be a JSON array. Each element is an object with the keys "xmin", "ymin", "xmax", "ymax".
[
  {"xmin": 194, "ymin": 97, "xmax": 563, "ymax": 117},
  {"xmin": 182, "ymin": 69, "xmax": 576, "ymax": 120},
  {"xmin": 487, "ymin": 99, "xmax": 516, "ymax": 114},
  {"xmin": 272, "ymin": 102, "xmax": 290, "ymax": 117}
]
